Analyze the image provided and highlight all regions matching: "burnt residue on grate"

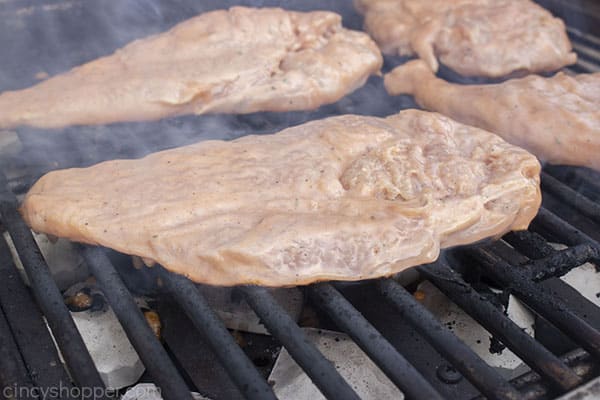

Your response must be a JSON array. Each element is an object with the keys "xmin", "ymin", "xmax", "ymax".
[{"xmin": 3, "ymin": 152, "xmax": 600, "ymax": 400}]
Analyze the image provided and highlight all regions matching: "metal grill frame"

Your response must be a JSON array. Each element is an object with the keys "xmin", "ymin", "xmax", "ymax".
[
  {"xmin": 1, "ymin": 1, "xmax": 600, "ymax": 399},
  {"xmin": 2, "ymin": 165, "xmax": 600, "ymax": 400}
]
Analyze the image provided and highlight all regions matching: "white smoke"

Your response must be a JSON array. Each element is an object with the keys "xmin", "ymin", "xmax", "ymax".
[{"xmin": 0, "ymin": 0, "xmax": 416, "ymax": 192}]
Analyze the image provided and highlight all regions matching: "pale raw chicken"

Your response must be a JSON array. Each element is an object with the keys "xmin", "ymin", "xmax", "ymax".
[
  {"xmin": 384, "ymin": 60, "xmax": 600, "ymax": 171},
  {"xmin": 21, "ymin": 110, "xmax": 541, "ymax": 286},
  {"xmin": 355, "ymin": 0, "xmax": 576, "ymax": 78},
  {"xmin": 0, "ymin": 7, "xmax": 382, "ymax": 130}
]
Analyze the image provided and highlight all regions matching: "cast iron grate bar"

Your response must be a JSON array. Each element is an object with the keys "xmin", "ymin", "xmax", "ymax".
[
  {"xmin": 504, "ymin": 230, "xmax": 560, "ymax": 260},
  {"xmin": 566, "ymin": 26, "xmax": 600, "ymax": 53},
  {"xmin": 1, "ymin": 192, "xmax": 600, "ymax": 398},
  {"xmin": 308, "ymin": 282, "xmax": 445, "ymax": 400},
  {"xmin": 547, "ymin": 167, "xmax": 600, "ymax": 197},
  {"xmin": 0, "ymin": 178, "xmax": 106, "ymax": 395},
  {"xmin": 475, "ymin": 349, "xmax": 599, "ymax": 400},
  {"xmin": 504, "ymin": 229, "xmax": 600, "ymax": 281},
  {"xmin": 541, "ymin": 172, "xmax": 600, "ymax": 225},
  {"xmin": 0, "ymin": 234, "xmax": 75, "ymax": 399},
  {"xmin": 240, "ymin": 286, "xmax": 361, "ymax": 400},
  {"xmin": 490, "ymin": 236, "xmax": 599, "ymax": 282},
  {"xmin": 417, "ymin": 261, "xmax": 582, "ymax": 394},
  {"xmin": 82, "ymin": 247, "xmax": 193, "ymax": 400},
  {"xmin": 0, "ymin": 306, "xmax": 39, "ymax": 400},
  {"xmin": 379, "ymin": 278, "xmax": 581, "ymax": 398},
  {"xmin": 375, "ymin": 278, "xmax": 527, "ymax": 399},
  {"xmin": 469, "ymin": 247, "xmax": 600, "ymax": 359},
  {"xmin": 160, "ymin": 269, "xmax": 277, "ymax": 400},
  {"xmin": 531, "ymin": 207, "xmax": 600, "ymax": 248},
  {"xmin": 525, "ymin": 243, "xmax": 598, "ymax": 281}
]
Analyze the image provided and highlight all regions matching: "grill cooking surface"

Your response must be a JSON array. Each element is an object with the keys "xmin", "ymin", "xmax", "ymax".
[{"xmin": 1, "ymin": 1, "xmax": 600, "ymax": 399}]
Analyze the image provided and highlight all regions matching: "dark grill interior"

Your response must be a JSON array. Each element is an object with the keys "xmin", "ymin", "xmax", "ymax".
[{"xmin": 1, "ymin": 1, "xmax": 600, "ymax": 399}]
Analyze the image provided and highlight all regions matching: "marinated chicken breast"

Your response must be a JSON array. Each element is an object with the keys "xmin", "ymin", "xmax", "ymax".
[
  {"xmin": 355, "ymin": 0, "xmax": 576, "ymax": 78},
  {"xmin": 21, "ymin": 110, "xmax": 540, "ymax": 286},
  {"xmin": 0, "ymin": 7, "xmax": 382, "ymax": 130},
  {"xmin": 385, "ymin": 60, "xmax": 600, "ymax": 171}
]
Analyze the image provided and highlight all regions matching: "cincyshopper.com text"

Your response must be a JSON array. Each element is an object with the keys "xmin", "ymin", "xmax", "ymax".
[{"xmin": 2, "ymin": 382, "xmax": 160, "ymax": 399}]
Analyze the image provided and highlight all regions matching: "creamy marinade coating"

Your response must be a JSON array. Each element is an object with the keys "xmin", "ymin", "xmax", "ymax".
[
  {"xmin": 21, "ymin": 110, "xmax": 541, "ymax": 286},
  {"xmin": 385, "ymin": 60, "xmax": 600, "ymax": 171},
  {"xmin": 0, "ymin": 7, "xmax": 382, "ymax": 129},
  {"xmin": 355, "ymin": 0, "xmax": 576, "ymax": 77}
]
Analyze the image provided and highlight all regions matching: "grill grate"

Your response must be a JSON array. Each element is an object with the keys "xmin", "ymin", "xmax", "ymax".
[
  {"xmin": 1, "ymin": 1, "xmax": 600, "ymax": 399},
  {"xmin": 416, "ymin": 262, "xmax": 582, "ymax": 393},
  {"xmin": 2, "ymin": 166, "xmax": 600, "ymax": 399},
  {"xmin": 0, "ymin": 186, "xmax": 106, "ymax": 394},
  {"xmin": 307, "ymin": 283, "xmax": 445, "ymax": 400},
  {"xmin": 0, "ymin": 232, "xmax": 76, "ymax": 400},
  {"xmin": 160, "ymin": 266, "xmax": 276, "ymax": 400}
]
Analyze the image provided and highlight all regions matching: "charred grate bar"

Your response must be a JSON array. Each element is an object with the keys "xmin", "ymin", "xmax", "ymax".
[
  {"xmin": 0, "ymin": 306, "xmax": 38, "ymax": 400},
  {"xmin": 2, "ymin": 165, "xmax": 600, "ymax": 400},
  {"xmin": 0, "ymin": 233, "xmax": 75, "ymax": 400},
  {"xmin": 160, "ymin": 269, "xmax": 277, "ymax": 400},
  {"xmin": 532, "ymin": 207, "xmax": 600, "ymax": 248},
  {"xmin": 307, "ymin": 283, "xmax": 445, "ymax": 400},
  {"xmin": 546, "ymin": 167, "xmax": 600, "ymax": 200},
  {"xmin": 468, "ymin": 247, "xmax": 600, "ymax": 360},
  {"xmin": 417, "ymin": 261, "xmax": 582, "ymax": 393},
  {"xmin": 489, "ymin": 233, "xmax": 599, "ymax": 283},
  {"xmin": 81, "ymin": 247, "xmax": 193, "ymax": 400},
  {"xmin": 524, "ymin": 243, "xmax": 597, "ymax": 282},
  {"xmin": 503, "ymin": 230, "xmax": 557, "ymax": 260},
  {"xmin": 479, "ymin": 349, "xmax": 599, "ymax": 400},
  {"xmin": 540, "ymin": 172, "xmax": 600, "ymax": 226},
  {"xmin": 374, "ymin": 278, "xmax": 524, "ymax": 399},
  {"xmin": 377, "ymin": 277, "xmax": 579, "ymax": 396},
  {"xmin": 0, "ymin": 177, "xmax": 107, "ymax": 397},
  {"xmin": 1, "ymin": 2, "xmax": 600, "ymax": 398},
  {"xmin": 239, "ymin": 286, "xmax": 362, "ymax": 400}
]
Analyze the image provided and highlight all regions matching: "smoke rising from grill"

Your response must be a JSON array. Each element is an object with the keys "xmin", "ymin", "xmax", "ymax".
[{"xmin": 0, "ymin": 0, "xmax": 418, "ymax": 191}]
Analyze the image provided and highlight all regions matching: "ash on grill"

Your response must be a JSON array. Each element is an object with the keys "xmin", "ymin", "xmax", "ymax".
[{"xmin": 1, "ymin": 0, "xmax": 600, "ymax": 400}]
